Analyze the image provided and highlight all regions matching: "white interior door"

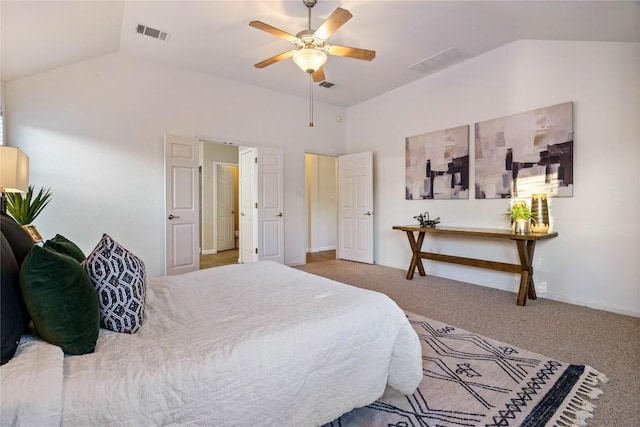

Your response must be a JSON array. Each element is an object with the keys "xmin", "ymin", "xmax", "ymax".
[
  {"xmin": 165, "ymin": 134, "xmax": 200, "ymax": 275},
  {"xmin": 215, "ymin": 163, "xmax": 235, "ymax": 251},
  {"xmin": 338, "ymin": 151, "xmax": 374, "ymax": 264},
  {"xmin": 239, "ymin": 147, "xmax": 256, "ymax": 263},
  {"xmin": 256, "ymin": 146, "xmax": 284, "ymax": 263}
]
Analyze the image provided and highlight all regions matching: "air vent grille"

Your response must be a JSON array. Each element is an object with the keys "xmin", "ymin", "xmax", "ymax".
[
  {"xmin": 409, "ymin": 47, "xmax": 464, "ymax": 75},
  {"xmin": 318, "ymin": 81, "xmax": 335, "ymax": 88},
  {"xmin": 136, "ymin": 24, "xmax": 170, "ymax": 42}
]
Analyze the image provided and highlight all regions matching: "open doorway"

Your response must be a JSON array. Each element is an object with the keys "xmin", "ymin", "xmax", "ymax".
[
  {"xmin": 200, "ymin": 142, "xmax": 239, "ymax": 269},
  {"xmin": 305, "ymin": 153, "xmax": 338, "ymax": 263}
]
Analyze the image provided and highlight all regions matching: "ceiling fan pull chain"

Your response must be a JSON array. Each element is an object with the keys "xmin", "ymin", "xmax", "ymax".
[{"xmin": 309, "ymin": 74, "xmax": 314, "ymax": 127}]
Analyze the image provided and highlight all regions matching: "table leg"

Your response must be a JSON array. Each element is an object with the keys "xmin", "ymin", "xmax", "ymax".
[
  {"xmin": 525, "ymin": 241, "xmax": 537, "ymax": 300},
  {"xmin": 515, "ymin": 240, "xmax": 537, "ymax": 306},
  {"xmin": 405, "ymin": 231, "xmax": 426, "ymax": 279}
]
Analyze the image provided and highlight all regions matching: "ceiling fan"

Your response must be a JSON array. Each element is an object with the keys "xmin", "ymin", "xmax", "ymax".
[{"xmin": 249, "ymin": 0, "xmax": 376, "ymax": 84}]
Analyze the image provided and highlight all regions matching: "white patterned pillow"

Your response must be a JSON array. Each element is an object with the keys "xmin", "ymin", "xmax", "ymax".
[{"xmin": 84, "ymin": 234, "xmax": 146, "ymax": 334}]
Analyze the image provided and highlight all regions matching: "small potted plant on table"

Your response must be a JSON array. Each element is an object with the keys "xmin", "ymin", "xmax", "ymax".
[
  {"xmin": 5, "ymin": 185, "xmax": 52, "ymax": 242},
  {"xmin": 505, "ymin": 200, "xmax": 536, "ymax": 234}
]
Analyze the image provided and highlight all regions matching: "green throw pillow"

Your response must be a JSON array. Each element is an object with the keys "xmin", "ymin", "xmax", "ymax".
[
  {"xmin": 43, "ymin": 234, "xmax": 86, "ymax": 262},
  {"xmin": 20, "ymin": 246, "xmax": 100, "ymax": 355}
]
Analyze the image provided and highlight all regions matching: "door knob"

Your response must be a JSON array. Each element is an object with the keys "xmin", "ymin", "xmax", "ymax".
[
  {"xmin": 364, "ymin": 211, "xmax": 372, "ymax": 216},
  {"xmin": 277, "ymin": 212, "xmax": 283, "ymax": 217},
  {"xmin": 240, "ymin": 212, "xmax": 245, "ymax": 216},
  {"xmin": 168, "ymin": 214, "xmax": 181, "ymax": 220}
]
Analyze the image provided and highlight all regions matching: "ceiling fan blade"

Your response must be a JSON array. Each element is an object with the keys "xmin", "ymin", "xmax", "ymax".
[
  {"xmin": 254, "ymin": 51, "xmax": 294, "ymax": 69},
  {"xmin": 314, "ymin": 7, "xmax": 352, "ymax": 41},
  {"xmin": 312, "ymin": 67, "xmax": 326, "ymax": 83},
  {"xmin": 327, "ymin": 45, "xmax": 376, "ymax": 61},
  {"xmin": 249, "ymin": 21, "xmax": 298, "ymax": 42}
]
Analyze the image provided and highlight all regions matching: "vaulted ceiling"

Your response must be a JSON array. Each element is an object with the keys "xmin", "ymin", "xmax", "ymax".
[{"xmin": 2, "ymin": 1, "xmax": 639, "ymax": 107}]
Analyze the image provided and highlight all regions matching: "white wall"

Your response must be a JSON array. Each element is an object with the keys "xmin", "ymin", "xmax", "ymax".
[
  {"xmin": 5, "ymin": 52, "xmax": 346, "ymax": 275},
  {"xmin": 346, "ymin": 40, "xmax": 640, "ymax": 317}
]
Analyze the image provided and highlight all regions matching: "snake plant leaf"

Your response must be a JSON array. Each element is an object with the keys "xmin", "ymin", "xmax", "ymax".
[{"xmin": 5, "ymin": 186, "xmax": 52, "ymax": 226}]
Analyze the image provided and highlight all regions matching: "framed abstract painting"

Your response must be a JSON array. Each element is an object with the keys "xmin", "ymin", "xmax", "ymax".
[
  {"xmin": 474, "ymin": 102, "xmax": 574, "ymax": 199},
  {"xmin": 406, "ymin": 125, "xmax": 469, "ymax": 200}
]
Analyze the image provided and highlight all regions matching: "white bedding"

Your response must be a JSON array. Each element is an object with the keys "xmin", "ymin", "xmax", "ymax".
[
  {"xmin": 0, "ymin": 336, "xmax": 64, "ymax": 426},
  {"xmin": 2, "ymin": 261, "xmax": 422, "ymax": 426}
]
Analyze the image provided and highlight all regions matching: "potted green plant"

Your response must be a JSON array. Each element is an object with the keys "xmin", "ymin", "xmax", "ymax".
[
  {"xmin": 5, "ymin": 185, "xmax": 52, "ymax": 226},
  {"xmin": 504, "ymin": 201, "xmax": 536, "ymax": 234}
]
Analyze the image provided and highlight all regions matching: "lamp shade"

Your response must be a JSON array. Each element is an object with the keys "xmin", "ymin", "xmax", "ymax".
[
  {"xmin": 293, "ymin": 48, "xmax": 327, "ymax": 73},
  {"xmin": 0, "ymin": 146, "xmax": 29, "ymax": 193}
]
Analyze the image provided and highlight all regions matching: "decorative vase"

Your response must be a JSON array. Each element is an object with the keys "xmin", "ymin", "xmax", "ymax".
[{"xmin": 530, "ymin": 193, "xmax": 550, "ymax": 233}]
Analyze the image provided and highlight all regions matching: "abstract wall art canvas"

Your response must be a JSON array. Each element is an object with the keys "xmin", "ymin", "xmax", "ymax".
[
  {"xmin": 406, "ymin": 125, "xmax": 469, "ymax": 200},
  {"xmin": 475, "ymin": 101, "xmax": 574, "ymax": 199}
]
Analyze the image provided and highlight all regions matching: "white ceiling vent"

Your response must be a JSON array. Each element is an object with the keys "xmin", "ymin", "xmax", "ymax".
[
  {"xmin": 136, "ymin": 23, "xmax": 170, "ymax": 42},
  {"xmin": 409, "ymin": 47, "xmax": 464, "ymax": 75}
]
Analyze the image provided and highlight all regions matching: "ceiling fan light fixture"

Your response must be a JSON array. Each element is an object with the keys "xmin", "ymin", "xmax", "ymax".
[{"xmin": 293, "ymin": 48, "xmax": 327, "ymax": 73}]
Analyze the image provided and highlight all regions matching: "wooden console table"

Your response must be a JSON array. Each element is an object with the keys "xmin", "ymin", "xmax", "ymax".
[{"xmin": 392, "ymin": 225, "xmax": 558, "ymax": 306}]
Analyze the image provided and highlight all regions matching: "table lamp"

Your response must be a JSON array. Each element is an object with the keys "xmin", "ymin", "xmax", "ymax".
[{"xmin": 0, "ymin": 146, "xmax": 30, "ymax": 214}]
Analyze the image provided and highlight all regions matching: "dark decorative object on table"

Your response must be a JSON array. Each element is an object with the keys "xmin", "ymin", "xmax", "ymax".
[{"xmin": 414, "ymin": 211, "xmax": 440, "ymax": 228}]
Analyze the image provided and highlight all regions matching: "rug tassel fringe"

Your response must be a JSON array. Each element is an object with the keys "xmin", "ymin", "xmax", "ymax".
[{"xmin": 549, "ymin": 368, "xmax": 608, "ymax": 427}]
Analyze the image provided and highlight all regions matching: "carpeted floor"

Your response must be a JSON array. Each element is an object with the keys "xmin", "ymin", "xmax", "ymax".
[{"xmin": 296, "ymin": 260, "xmax": 640, "ymax": 427}]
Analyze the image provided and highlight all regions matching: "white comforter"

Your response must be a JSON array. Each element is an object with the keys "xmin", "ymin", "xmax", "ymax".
[
  {"xmin": 2, "ymin": 261, "xmax": 422, "ymax": 426},
  {"xmin": 0, "ymin": 336, "xmax": 64, "ymax": 426}
]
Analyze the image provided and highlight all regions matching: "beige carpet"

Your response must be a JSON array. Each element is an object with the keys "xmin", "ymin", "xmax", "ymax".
[{"xmin": 296, "ymin": 260, "xmax": 640, "ymax": 426}]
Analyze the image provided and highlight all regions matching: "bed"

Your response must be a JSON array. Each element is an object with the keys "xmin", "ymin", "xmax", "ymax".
[{"xmin": 1, "ymin": 258, "xmax": 422, "ymax": 426}]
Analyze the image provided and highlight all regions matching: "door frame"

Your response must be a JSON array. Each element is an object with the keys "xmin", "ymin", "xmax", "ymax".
[
  {"xmin": 166, "ymin": 134, "xmax": 247, "ymax": 272},
  {"xmin": 304, "ymin": 152, "xmax": 338, "ymax": 257},
  {"xmin": 212, "ymin": 161, "xmax": 238, "ymax": 253},
  {"xmin": 164, "ymin": 134, "xmax": 286, "ymax": 270}
]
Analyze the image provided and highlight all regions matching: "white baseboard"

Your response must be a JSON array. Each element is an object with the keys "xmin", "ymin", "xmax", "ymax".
[
  {"xmin": 380, "ymin": 260, "xmax": 639, "ymax": 318},
  {"xmin": 201, "ymin": 249, "xmax": 216, "ymax": 255},
  {"xmin": 543, "ymin": 292, "xmax": 640, "ymax": 318},
  {"xmin": 307, "ymin": 246, "xmax": 337, "ymax": 253}
]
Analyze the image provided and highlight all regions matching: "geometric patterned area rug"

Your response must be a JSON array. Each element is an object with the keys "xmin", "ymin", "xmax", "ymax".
[{"xmin": 326, "ymin": 311, "xmax": 608, "ymax": 427}]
